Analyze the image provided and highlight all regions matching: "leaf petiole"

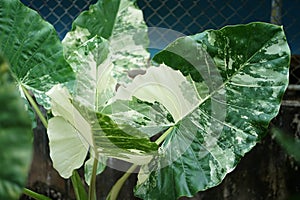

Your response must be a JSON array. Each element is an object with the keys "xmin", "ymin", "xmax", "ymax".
[
  {"xmin": 23, "ymin": 188, "xmax": 51, "ymax": 200},
  {"xmin": 106, "ymin": 164, "xmax": 138, "ymax": 200},
  {"xmin": 21, "ymin": 85, "xmax": 48, "ymax": 128},
  {"xmin": 88, "ymin": 157, "xmax": 98, "ymax": 200},
  {"xmin": 155, "ymin": 126, "xmax": 174, "ymax": 146}
]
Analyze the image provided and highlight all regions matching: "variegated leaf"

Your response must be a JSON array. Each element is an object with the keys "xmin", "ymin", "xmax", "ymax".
[
  {"xmin": 64, "ymin": 36, "xmax": 116, "ymax": 110},
  {"xmin": 134, "ymin": 22, "xmax": 290, "ymax": 199},
  {"xmin": 48, "ymin": 117, "xmax": 89, "ymax": 179},
  {"xmin": 102, "ymin": 97, "xmax": 173, "ymax": 138},
  {"xmin": 104, "ymin": 64, "xmax": 208, "ymax": 138},
  {"xmin": 63, "ymin": 0, "xmax": 149, "ymax": 85},
  {"xmin": 47, "ymin": 84, "xmax": 158, "ymax": 178}
]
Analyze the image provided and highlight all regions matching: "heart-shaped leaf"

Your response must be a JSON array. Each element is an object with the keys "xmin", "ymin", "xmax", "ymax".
[
  {"xmin": 134, "ymin": 22, "xmax": 290, "ymax": 199},
  {"xmin": 46, "ymin": 0, "xmax": 154, "ymax": 178}
]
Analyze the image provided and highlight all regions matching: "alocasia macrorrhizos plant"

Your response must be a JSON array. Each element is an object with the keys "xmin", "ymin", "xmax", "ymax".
[{"xmin": 0, "ymin": 0, "xmax": 290, "ymax": 200}]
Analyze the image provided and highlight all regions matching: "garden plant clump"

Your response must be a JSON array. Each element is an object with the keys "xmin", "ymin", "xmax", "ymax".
[{"xmin": 0, "ymin": 0, "xmax": 290, "ymax": 199}]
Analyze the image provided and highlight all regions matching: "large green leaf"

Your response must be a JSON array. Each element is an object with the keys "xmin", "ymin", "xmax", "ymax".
[
  {"xmin": 0, "ymin": 0, "xmax": 74, "ymax": 108},
  {"xmin": 0, "ymin": 57, "xmax": 32, "ymax": 200},
  {"xmin": 134, "ymin": 22, "xmax": 290, "ymax": 199}
]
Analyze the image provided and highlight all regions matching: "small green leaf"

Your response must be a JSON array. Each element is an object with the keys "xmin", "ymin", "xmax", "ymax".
[
  {"xmin": 0, "ymin": 0, "xmax": 74, "ymax": 108},
  {"xmin": 0, "ymin": 58, "xmax": 32, "ymax": 200}
]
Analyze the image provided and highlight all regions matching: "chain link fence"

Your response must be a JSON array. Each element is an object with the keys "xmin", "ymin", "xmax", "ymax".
[{"xmin": 20, "ymin": 0, "xmax": 300, "ymax": 85}]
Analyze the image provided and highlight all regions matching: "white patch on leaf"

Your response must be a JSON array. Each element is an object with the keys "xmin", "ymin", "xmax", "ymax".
[{"xmin": 112, "ymin": 64, "xmax": 200, "ymax": 123}]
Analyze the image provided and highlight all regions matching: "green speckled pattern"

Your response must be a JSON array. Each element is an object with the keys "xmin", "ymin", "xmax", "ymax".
[{"xmin": 135, "ymin": 22, "xmax": 290, "ymax": 199}]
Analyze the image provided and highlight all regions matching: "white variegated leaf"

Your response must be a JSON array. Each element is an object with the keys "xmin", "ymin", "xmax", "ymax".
[
  {"xmin": 112, "ymin": 64, "xmax": 202, "ymax": 123},
  {"xmin": 46, "ymin": 85, "xmax": 93, "ymax": 146},
  {"xmin": 48, "ymin": 117, "xmax": 89, "ymax": 179}
]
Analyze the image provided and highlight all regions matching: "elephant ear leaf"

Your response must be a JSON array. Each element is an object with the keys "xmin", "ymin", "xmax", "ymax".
[
  {"xmin": 0, "ymin": 57, "xmax": 32, "ymax": 200},
  {"xmin": 0, "ymin": 0, "xmax": 74, "ymax": 108},
  {"xmin": 135, "ymin": 22, "xmax": 290, "ymax": 199}
]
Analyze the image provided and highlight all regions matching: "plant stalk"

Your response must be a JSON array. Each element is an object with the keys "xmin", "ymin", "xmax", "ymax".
[
  {"xmin": 106, "ymin": 164, "xmax": 138, "ymax": 200},
  {"xmin": 23, "ymin": 188, "xmax": 51, "ymax": 200},
  {"xmin": 155, "ymin": 126, "xmax": 174, "ymax": 146},
  {"xmin": 71, "ymin": 170, "xmax": 88, "ymax": 200},
  {"xmin": 21, "ymin": 85, "xmax": 48, "ymax": 128},
  {"xmin": 88, "ymin": 157, "xmax": 98, "ymax": 200}
]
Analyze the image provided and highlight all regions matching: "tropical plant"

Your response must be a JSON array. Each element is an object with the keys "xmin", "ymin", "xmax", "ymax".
[{"xmin": 0, "ymin": 0, "xmax": 290, "ymax": 200}]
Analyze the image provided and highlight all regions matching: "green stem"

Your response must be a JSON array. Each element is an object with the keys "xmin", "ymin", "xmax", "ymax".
[
  {"xmin": 155, "ymin": 126, "xmax": 174, "ymax": 146},
  {"xmin": 106, "ymin": 164, "xmax": 138, "ymax": 200},
  {"xmin": 88, "ymin": 157, "xmax": 98, "ymax": 200},
  {"xmin": 21, "ymin": 85, "xmax": 48, "ymax": 128},
  {"xmin": 23, "ymin": 188, "xmax": 51, "ymax": 200},
  {"xmin": 71, "ymin": 170, "xmax": 88, "ymax": 200}
]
